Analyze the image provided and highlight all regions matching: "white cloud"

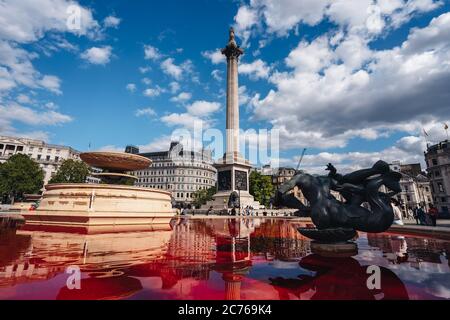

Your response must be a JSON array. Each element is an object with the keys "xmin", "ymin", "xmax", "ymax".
[
  {"xmin": 126, "ymin": 83, "xmax": 136, "ymax": 92},
  {"xmin": 186, "ymin": 100, "xmax": 221, "ymax": 116},
  {"xmin": 141, "ymin": 77, "xmax": 151, "ymax": 85},
  {"xmin": 169, "ymin": 81, "xmax": 180, "ymax": 94},
  {"xmin": 81, "ymin": 46, "xmax": 112, "ymax": 65},
  {"xmin": 39, "ymin": 75, "xmax": 62, "ymax": 94},
  {"xmin": 251, "ymin": 11, "xmax": 450, "ymax": 153},
  {"xmin": 161, "ymin": 58, "xmax": 183, "ymax": 80},
  {"xmin": 135, "ymin": 107, "xmax": 157, "ymax": 117},
  {"xmin": 239, "ymin": 59, "xmax": 271, "ymax": 80},
  {"xmin": 0, "ymin": 102, "xmax": 72, "ymax": 126},
  {"xmin": 103, "ymin": 15, "xmax": 121, "ymax": 28},
  {"xmin": 139, "ymin": 66, "xmax": 151, "ymax": 73},
  {"xmin": 143, "ymin": 86, "xmax": 164, "ymax": 98},
  {"xmin": 202, "ymin": 49, "xmax": 224, "ymax": 64},
  {"xmin": 211, "ymin": 69, "xmax": 223, "ymax": 81},
  {"xmin": 161, "ymin": 100, "xmax": 221, "ymax": 130},
  {"xmin": 144, "ymin": 45, "xmax": 162, "ymax": 60},
  {"xmin": 170, "ymin": 92, "xmax": 192, "ymax": 103},
  {"xmin": 17, "ymin": 94, "xmax": 31, "ymax": 104},
  {"xmin": 0, "ymin": 0, "xmax": 99, "ymax": 43},
  {"xmin": 233, "ymin": 0, "xmax": 443, "ymax": 39},
  {"xmin": 161, "ymin": 113, "xmax": 204, "ymax": 129}
]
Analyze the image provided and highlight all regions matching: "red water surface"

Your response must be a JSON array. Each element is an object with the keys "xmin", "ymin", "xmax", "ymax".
[{"xmin": 0, "ymin": 218, "xmax": 449, "ymax": 300}]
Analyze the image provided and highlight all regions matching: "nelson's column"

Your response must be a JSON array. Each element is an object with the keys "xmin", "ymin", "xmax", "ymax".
[{"xmin": 205, "ymin": 28, "xmax": 260, "ymax": 210}]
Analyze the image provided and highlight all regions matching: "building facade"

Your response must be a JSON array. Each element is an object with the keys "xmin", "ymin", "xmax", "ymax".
[
  {"xmin": 129, "ymin": 142, "xmax": 217, "ymax": 206},
  {"xmin": 0, "ymin": 135, "xmax": 80, "ymax": 186},
  {"xmin": 424, "ymin": 140, "xmax": 450, "ymax": 215},
  {"xmin": 255, "ymin": 166, "xmax": 309, "ymax": 206},
  {"xmin": 389, "ymin": 161, "xmax": 433, "ymax": 217}
]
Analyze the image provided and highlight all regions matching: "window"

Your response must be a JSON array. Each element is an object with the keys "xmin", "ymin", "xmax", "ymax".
[
  {"xmin": 46, "ymin": 155, "xmax": 51, "ymax": 161},
  {"xmin": 0, "ymin": 144, "xmax": 4, "ymax": 149},
  {"xmin": 438, "ymin": 182, "xmax": 444, "ymax": 193},
  {"xmin": 432, "ymin": 159, "xmax": 438, "ymax": 166},
  {"xmin": 17, "ymin": 146, "xmax": 24, "ymax": 152},
  {"xmin": 441, "ymin": 197, "xmax": 446, "ymax": 203},
  {"xmin": 37, "ymin": 155, "xmax": 41, "ymax": 160},
  {"xmin": 55, "ymin": 156, "xmax": 59, "ymax": 162}
]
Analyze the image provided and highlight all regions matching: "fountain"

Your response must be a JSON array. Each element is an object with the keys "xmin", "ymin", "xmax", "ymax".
[{"xmin": 22, "ymin": 151, "xmax": 175, "ymax": 230}]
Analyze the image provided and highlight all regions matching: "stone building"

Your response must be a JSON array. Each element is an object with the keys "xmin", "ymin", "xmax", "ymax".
[
  {"xmin": 424, "ymin": 140, "xmax": 450, "ymax": 215},
  {"xmin": 255, "ymin": 166, "xmax": 309, "ymax": 206},
  {"xmin": 129, "ymin": 142, "xmax": 217, "ymax": 206},
  {"xmin": 0, "ymin": 135, "xmax": 80, "ymax": 185},
  {"xmin": 389, "ymin": 161, "xmax": 433, "ymax": 216}
]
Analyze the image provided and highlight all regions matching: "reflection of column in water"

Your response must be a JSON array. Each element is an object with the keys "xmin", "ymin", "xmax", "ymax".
[{"xmin": 223, "ymin": 273, "xmax": 243, "ymax": 300}]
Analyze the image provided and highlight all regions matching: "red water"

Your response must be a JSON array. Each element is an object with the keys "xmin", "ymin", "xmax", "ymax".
[{"xmin": 0, "ymin": 218, "xmax": 449, "ymax": 300}]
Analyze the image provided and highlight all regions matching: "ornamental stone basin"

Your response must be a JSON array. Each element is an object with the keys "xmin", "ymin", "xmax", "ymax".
[{"xmin": 80, "ymin": 152, "xmax": 151, "ymax": 172}]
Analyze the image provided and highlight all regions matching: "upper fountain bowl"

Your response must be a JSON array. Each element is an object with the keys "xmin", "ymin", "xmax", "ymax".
[{"xmin": 80, "ymin": 152, "xmax": 151, "ymax": 171}]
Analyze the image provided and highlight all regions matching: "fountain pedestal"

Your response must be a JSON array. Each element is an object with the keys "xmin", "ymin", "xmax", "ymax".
[{"xmin": 23, "ymin": 152, "xmax": 175, "ymax": 228}]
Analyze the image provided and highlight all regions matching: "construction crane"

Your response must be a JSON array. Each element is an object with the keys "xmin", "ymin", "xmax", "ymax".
[{"xmin": 296, "ymin": 148, "xmax": 307, "ymax": 172}]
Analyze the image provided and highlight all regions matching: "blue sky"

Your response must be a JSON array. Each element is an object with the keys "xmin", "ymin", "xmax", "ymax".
[{"xmin": 1, "ymin": 0, "xmax": 450, "ymax": 173}]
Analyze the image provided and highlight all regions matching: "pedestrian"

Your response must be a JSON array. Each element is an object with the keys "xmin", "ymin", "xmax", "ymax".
[
  {"xmin": 417, "ymin": 206, "xmax": 427, "ymax": 225},
  {"xmin": 391, "ymin": 199, "xmax": 404, "ymax": 225},
  {"xmin": 413, "ymin": 207, "xmax": 420, "ymax": 225},
  {"xmin": 428, "ymin": 204, "xmax": 439, "ymax": 227},
  {"xmin": 407, "ymin": 208, "xmax": 414, "ymax": 220},
  {"xmin": 207, "ymin": 206, "xmax": 213, "ymax": 216}
]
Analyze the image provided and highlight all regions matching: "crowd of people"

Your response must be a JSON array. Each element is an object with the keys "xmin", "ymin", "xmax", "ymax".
[{"xmin": 391, "ymin": 199, "xmax": 439, "ymax": 227}]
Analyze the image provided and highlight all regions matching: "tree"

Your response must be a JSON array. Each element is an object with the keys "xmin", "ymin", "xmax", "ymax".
[
  {"xmin": 0, "ymin": 154, "xmax": 44, "ymax": 201},
  {"xmin": 193, "ymin": 187, "xmax": 216, "ymax": 208},
  {"xmin": 49, "ymin": 159, "xmax": 90, "ymax": 184},
  {"xmin": 249, "ymin": 171, "xmax": 274, "ymax": 207}
]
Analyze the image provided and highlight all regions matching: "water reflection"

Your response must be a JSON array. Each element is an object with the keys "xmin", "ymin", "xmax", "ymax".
[{"xmin": 0, "ymin": 218, "xmax": 449, "ymax": 300}]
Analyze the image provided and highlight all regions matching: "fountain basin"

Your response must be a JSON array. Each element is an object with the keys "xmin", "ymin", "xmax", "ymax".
[{"xmin": 22, "ymin": 183, "xmax": 175, "ymax": 227}]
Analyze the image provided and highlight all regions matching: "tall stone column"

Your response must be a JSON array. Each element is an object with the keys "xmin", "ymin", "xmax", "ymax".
[{"xmin": 222, "ymin": 28, "xmax": 243, "ymax": 159}]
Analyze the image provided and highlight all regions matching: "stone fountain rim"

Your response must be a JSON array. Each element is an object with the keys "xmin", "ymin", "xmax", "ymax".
[{"xmin": 44, "ymin": 183, "xmax": 172, "ymax": 196}]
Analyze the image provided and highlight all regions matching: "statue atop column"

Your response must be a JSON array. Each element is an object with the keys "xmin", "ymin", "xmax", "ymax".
[{"xmin": 222, "ymin": 27, "xmax": 244, "ymax": 60}]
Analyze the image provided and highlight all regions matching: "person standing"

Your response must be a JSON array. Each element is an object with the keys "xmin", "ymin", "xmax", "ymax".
[
  {"xmin": 413, "ymin": 207, "xmax": 420, "ymax": 225},
  {"xmin": 391, "ymin": 199, "xmax": 404, "ymax": 225},
  {"xmin": 428, "ymin": 204, "xmax": 439, "ymax": 227}
]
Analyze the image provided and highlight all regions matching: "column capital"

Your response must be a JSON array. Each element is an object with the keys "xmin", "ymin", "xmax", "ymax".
[{"xmin": 221, "ymin": 27, "xmax": 244, "ymax": 60}]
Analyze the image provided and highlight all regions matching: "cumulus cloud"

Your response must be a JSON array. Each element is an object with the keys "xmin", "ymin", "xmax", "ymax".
[
  {"xmin": 0, "ymin": 0, "xmax": 99, "ymax": 43},
  {"xmin": 211, "ymin": 69, "xmax": 223, "ymax": 81},
  {"xmin": 169, "ymin": 81, "xmax": 180, "ymax": 94},
  {"xmin": 250, "ymin": 11, "xmax": 450, "ymax": 155},
  {"xmin": 0, "ymin": 102, "xmax": 72, "ymax": 127},
  {"xmin": 143, "ymin": 86, "xmax": 165, "ymax": 98},
  {"xmin": 81, "ymin": 46, "xmax": 112, "ymax": 65},
  {"xmin": 239, "ymin": 59, "xmax": 271, "ymax": 80},
  {"xmin": 126, "ymin": 83, "xmax": 136, "ymax": 92},
  {"xmin": 103, "ymin": 15, "xmax": 121, "ymax": 28},
  {"xmin": 144, "ymin": 45, "xmax": 162, "ymax": 60},
  {"xmin": 202, "ymin": 49, "xmax": 224, "ymax": 64},
  {"xmin": 170, "ymin": 92, "xmax": 192, "ymax": 104},
  {"xmin": 160, "ymin": 58, "xmax": 194, "ymax": 80},
  {"xmin": 135, "ymin": 107, "xmax": 157, "ymax": 117},
  {"xmin": 161, "ymin": 100, "xmax": 221, "ymax": 130},
  {"xmin": 186, "ymin": 101, "xmax": 221, "ymax": 116},
  {"xmin": 233, "ymin": 0, "xmax": 443, "ymax": 38}
]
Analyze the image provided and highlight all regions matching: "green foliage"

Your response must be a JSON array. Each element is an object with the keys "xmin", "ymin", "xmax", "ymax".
[
  {"xmin": 193, "ymin": 187, "xmax": 216, "ymax": 208},
  {"xmin": 0, "ymin": 154, "xmax": 44, "ymax": 200},
  {"xmin": 49, "ymin": 159, "xmax": 90, "ymax": 184},
  {"xmin": 249, "ymin": 171, "xmax": 274, "ymax": 207}
]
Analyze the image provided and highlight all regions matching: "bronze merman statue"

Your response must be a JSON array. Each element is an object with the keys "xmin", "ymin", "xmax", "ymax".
[{"xmin": 274, "ymin": 160, "xmax": 402, "ymax": 242}]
